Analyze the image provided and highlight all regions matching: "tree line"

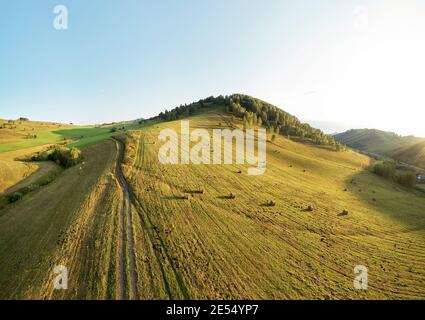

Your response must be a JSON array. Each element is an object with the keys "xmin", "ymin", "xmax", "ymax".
[
  {"xmin": 372, "ymin": 160, "xmax": 417, "ymax": 188},
  {"xmin": 154, "ymin": 94, "xmax": 346, "ymax": 151}
]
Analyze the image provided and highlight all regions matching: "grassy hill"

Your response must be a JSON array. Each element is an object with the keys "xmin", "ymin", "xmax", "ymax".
[
  {"xmin": 0, "ymin": 119, "xmax": 135, "ymax": 152},
  {"xmin": 334, "ymin": 129, "xmax": 423, "ymax": 155},
  {"xmin": 0, "ymin": 119, "xmax": 147, "ymax": 195},
  {"xmin": 393, "ymin": 141, "xmax": 425, "ymax": 169},
  {"xmin": 113, "ymin": 110, "xmax": 425, "ymax": 299},
  {"xmin": 0, "ymin": 119, "xmax": 74, "ymax": 152},
  {"xmin": 334, "ymin": 129, "xmax": 425, "ymax": 169},
  {"xmin": 1, "ymin": 102, "xmax": 425, "ymax": 299}
]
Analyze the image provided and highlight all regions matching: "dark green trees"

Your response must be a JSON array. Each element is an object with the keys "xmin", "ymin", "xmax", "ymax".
[{"xmin": 154, "ymin": 94, "xmax": 344, "ymax": 150}]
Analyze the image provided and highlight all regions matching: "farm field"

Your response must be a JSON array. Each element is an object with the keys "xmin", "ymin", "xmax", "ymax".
[
  {"xmin": 0, "ymin": 140, "xmax": 120, "ymax": 299},
  {"xmin": 113, "ymin": 111, "xmax": 425, "ymax": 299},
  {"xmin": 1, "ymin": 109, "xmax": 425, "ymax": 299},
  {"xmin": 0, "ymin": 119, "xmax": 136, "ymax": 153},
  {"xmin": 0, "ymin": 119, "xmax": 72, "ymax": 152},
  {"xmin": 0, "ymin": 145, "xmax": 61, "ymax": 194}
]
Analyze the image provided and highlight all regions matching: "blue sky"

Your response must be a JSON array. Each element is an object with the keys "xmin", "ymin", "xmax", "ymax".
[{"xmin": 1, "ymin": 1, "xmax": 424, "ymax": 136}]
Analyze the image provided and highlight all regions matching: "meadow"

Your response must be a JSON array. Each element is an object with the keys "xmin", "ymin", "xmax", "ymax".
[
  {"xmin": 114, "ymin": 110, "xmax": 425, "ymax": 299},
  {"xmin": 1, "ymin": 110, "xmax": 425, "ymax": 299}
]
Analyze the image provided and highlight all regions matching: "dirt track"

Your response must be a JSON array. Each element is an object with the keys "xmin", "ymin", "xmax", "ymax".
[{"xmin": 114, "ymin": 138, "xmax": 139, "ymax": 300}]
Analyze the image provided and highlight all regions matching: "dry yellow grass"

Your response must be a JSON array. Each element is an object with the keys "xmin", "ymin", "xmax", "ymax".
[
  {"xmin": 1, "ymin": 110, "xmax": 425, "ymax": 300},
  {"xmin": 0, "ymin": 145, "xmax": 59, "ymax": 193},
  {"xmin": 118, "ymin": 110, "xmax": 425, "ymax": 299},
  {"xmin": 0, "ymin": 119, "xmax": 71, "ymax": 143},
  {"xmin": 0, "ymin": 141, "xmax": 119, "ymax": 299}
]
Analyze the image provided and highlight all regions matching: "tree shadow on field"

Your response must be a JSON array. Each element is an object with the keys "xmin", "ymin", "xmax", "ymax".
[{"xmin": 344, "ymin": 169, "xmax": 425, "ymax": 235}]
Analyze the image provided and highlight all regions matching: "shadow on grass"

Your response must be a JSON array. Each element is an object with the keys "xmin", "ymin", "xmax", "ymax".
[{"xmin": 344, "ymin": 169, "xmax": 425, "ymax": 233}]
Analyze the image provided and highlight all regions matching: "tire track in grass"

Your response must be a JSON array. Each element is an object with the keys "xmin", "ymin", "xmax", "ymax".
[
  {"xmin": 114, "ymin": 138, "xmax": 139, "ymax": 300},
  {"xmin": 126, "ymin": 199, "xmax": 139, "ymax": 299},
  {"xmin": 130, "ymin": 134, "xmax": 175, "ymax": 298},
  {"xmin": 127, "ymin": 134, "xmax": 190, "ymax": 299},
  {"xmin": 118, "ymin": 188, "xmax": 126, "ymax": 299}
]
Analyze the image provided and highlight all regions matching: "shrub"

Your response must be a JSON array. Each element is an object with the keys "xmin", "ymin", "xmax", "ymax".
[
  {"xmin": 49, "ymin": 146, "xmax": 83, "ymax": 168},
  {"xmin": 397, "ymin": 172, "xmax": 416, "ymax": 188},
  {"xmin": 8, "ymin": 192, "xmax": 23, "ymax": 203},
  {"xmin": 373, "ymin": 161, "xmax": 395, "ymax": 178}
]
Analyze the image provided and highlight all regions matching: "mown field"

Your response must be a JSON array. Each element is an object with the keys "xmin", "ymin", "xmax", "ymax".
[
  {"xmin": 118, "ymin": 110, "xmax": 425, "ymax": 299},
  {"xmin": 1, "ymin": 110, "xmax": 425, "ymax": 299},
  {"xmin": 0, "ymin": 141, "xmax": 121, "ymax": 299},
  {"xmin": 0, "ymin": 119, "xmax": 139, "ymax": 199}
]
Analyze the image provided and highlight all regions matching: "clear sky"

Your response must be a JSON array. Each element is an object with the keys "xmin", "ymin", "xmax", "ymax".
[{"xmin": 1, "ymin": 0, "xmax": 424, "ymax": 136}]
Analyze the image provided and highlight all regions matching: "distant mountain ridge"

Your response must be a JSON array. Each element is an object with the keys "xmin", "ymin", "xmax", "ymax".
[
  {"xmin": 393, "ymin": 141, "xmax": 425, "ymax": 170},
  {"xmin": 334, "ymin": 128, "xmax": 425, "ymax": 169}
]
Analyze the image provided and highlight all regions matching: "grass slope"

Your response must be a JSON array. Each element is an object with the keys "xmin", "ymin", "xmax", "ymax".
[
  {"xmin": 392, "ymin": 141, "xmax": 425, "ymax": 169},
  {"xmin": 1, "ymin": 110, "xmax": 425, "ymax": 299},
  {"xmin": 118, "ymin": 110, "xmax": 425, "ymax": 299},
  {"xmin": 0, "ymin": 145, "xmax": 61, "ymax": 194},
  {"xmin": 0, "ymin": 141, "xmax": 119, "ymax": 299},
  {"xmin": 0, "ymin": 118, "xmax": 152, "ymax": 153},
  {"xmin": 0, "ymin": 119, "xmax": 73, "ymax": 152},
  {"xmin": 334, "ymin": 129, "xmax": 423, "ymax": 155}
]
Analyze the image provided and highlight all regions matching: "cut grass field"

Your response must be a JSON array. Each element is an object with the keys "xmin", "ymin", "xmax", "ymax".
[
  {"xmin": 0, "ymin": 141, "xmax": 120, "ymax": 299},
  {"xmin": 0, "ymin": 145, "xmax": 61, "ymax": 194},
  {"xmin": 0, "ymin": 110, "xmax": 425, "ymax": 299},
  {"xmin": 117, "ymin": 110, "xmax": 425, "ymax": 299}
]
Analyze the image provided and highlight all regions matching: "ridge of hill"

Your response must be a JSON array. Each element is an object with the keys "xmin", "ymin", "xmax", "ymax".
[
  {"xmin": 153, "ymin": 94, "xmax": 346, "ymax": 151},
  {"xmin": 392, "ymin": 140, "xmax": 425, "ymax": 169},
  {"xmin": 334, "ymin": 128, "xmax": 425, "ymax": 169},
  {"xmin": 334, "ymin": 128, "xmax": 423, "ymax": 155}
]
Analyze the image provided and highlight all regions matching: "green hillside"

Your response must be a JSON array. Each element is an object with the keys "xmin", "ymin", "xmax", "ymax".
[
  {"xmin": 334, "ymin": 129, "xmax": 425, "ymax": 169},
  {"xmin": 334, "ymin": 129, "xmax": 423, "ymax": 155},
  {"xmin": 392, "ymin": 141, "xmax": 425, "ymax": 170},
  {"xmin": 1, "ymin": 101, "xmax": 425, "ymax": 299}
]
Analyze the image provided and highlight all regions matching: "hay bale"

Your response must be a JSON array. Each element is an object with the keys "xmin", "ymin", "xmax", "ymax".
[
  {"xmin": 339, "ymin": 209, "xmax": 349, "ymax": 216},
  {"xmin": 306, "ymin": 205, "xmax": 314, "ymax": 212},
  {"xmin": 267, "ymin": 200, "xmax": 276, "ymax": 207}
]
